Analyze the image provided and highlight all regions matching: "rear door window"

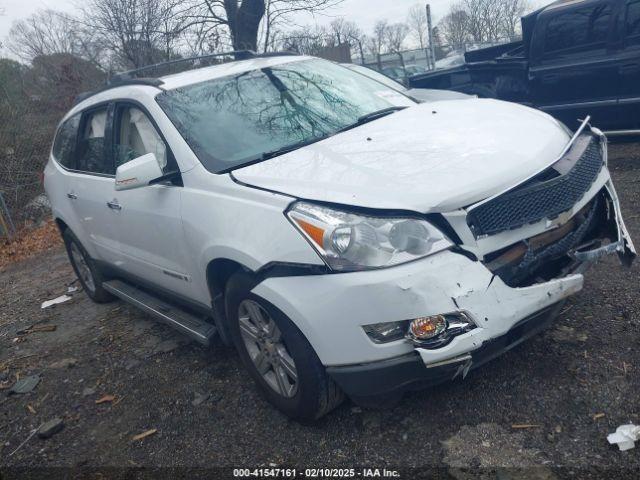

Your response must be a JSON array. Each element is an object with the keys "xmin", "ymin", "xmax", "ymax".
[
  {"xmin": 52, "ymin": 114, "xmax": 81, "ymax": 169},
  {"xmin": 76, "ymin": 107, "xmax": 111, "ymax": 175},
  {"xmin": 543, "ymin": 4, "xmax": 612, "ymax": 55}
]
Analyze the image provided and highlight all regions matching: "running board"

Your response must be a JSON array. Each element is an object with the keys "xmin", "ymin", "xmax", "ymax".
[{"xmin": 103, "ymin": 279, "xmax": 217, "ymax": 346}]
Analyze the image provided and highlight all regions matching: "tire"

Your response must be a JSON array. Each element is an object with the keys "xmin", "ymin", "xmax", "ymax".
[
  {"xmin": 225, "ymin": 272, "xmax": 344, "ymax": 421},
  {"xmin": 62, "ymin": 229, "xmax": 115, "ymax": 303}
]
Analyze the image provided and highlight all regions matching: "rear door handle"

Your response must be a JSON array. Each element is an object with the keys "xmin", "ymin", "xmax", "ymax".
[
  {"xmin": 67, "ymin": 192, "xmax": 77, "ymax": 200},
  {"xmin": 107, "ymin": 200, "xmax": 122, "ymax": 211}
]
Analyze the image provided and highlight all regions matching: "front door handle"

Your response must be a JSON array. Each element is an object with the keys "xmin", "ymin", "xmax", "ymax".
[
  {"xmin": 67, "ymin": 192, "xmax": 77, "ymax": 200},
  {"xmin": 107, "ymin": 200, "xmax": 122, "ymax": 211}
]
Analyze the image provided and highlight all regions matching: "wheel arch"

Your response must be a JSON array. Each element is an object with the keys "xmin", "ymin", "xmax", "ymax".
[
  {"xmin": 54, "ymin": 217, "xmax": 69, "ymax": 234},
  {"xmin": 205, "ymin": 257, "xmax": 254, "ymax": 345}
]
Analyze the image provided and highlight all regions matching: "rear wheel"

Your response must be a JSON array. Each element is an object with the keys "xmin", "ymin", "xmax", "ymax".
[
  {"xmin": 225, "ymin": 272, "xmax": 344, "ymax": 421},
  {"xmin": 62, "ymin": 229, "xmax": 114, "ymax": 303}
]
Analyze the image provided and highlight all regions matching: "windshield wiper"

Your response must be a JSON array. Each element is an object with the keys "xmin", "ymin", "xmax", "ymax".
[
  {"xmin": 258, "ymin": 107, "xmax": 407, "ymax": 162},
  {"xmin": 261, "ymin": 134, "xmax": 330, "ymax": 161},
  {"xmin": 358, "ymin": 106, "xmax": 408, "ymax": 123},
  {"xmin": 336, "ymin": 106, "xmax": 408, "ymax": 134}
]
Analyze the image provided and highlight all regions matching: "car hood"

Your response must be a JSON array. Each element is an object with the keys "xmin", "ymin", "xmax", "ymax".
[{"xmin": 232, "ymin": 99, "xmax": 571, "ymax": 213}]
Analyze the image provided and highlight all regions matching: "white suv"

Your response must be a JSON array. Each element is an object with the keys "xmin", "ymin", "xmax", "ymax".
[{"xmin": 45, "ymin": 53, "xmax": 635, "ymax": 421}]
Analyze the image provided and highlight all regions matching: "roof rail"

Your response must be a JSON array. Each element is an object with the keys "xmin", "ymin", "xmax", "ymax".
[
  {"xmin": 74, "ymin": 50, "xmax": 300, "ymax": 106},
  {"xmin": 107, "ymin": 50, "xmax": 299, "ymax": 84}
]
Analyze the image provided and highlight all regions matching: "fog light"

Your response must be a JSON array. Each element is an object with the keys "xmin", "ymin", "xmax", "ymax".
[
  {"xmin": 363, "ymin": 320, "xmax": 410, "ymax": 344},
  {"xmin": 409, "ymin": 315, "xmax": 448, "ymax": 340}
]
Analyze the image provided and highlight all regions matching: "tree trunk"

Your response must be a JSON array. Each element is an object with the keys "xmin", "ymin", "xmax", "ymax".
[
  {"xmin": 225, "ymin": 0, "xmax": 266, "ymax": 51},
  {"xmin": 263, "ymin": 0, "xmax": 271, "ymax": 52}
]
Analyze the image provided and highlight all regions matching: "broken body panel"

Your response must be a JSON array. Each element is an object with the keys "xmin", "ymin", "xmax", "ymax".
[{"xmin": 253, "ymin": 118, "xmax": 635, "ymax": 393}]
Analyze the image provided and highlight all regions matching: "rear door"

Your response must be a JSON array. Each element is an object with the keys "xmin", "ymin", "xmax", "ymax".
[
  {"xmin": 110, "ymin": 102, "xmax": 195, "ymax": 298},
  {"xmin": 529, "ymin": 0, "xmax": 619, "ymax": 129},
  {"xmin": 616, "ymin": 0, "xmax": 640, "ymax": 129},
  {"xmin": 65, "ymin": 103, "xmax": 123, "ymax": 264}
]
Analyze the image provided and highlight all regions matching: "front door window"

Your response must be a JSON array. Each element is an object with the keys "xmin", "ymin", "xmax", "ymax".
[{"xmin": 115, "ymin": 107, "xmax": 168, "ymax": 172}]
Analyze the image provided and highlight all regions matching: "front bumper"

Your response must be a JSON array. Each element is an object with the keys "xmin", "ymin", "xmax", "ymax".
[
  {"xmin": 326, "ymin": 302, "xmax": 562, "ymax": 399},
  {"xmin": 254, "ymin": 175, "xmax": 634, "ymax": 367},
  {"xmin": 253, "ymin": 240, "xmax": 586, "ymax": 367}
]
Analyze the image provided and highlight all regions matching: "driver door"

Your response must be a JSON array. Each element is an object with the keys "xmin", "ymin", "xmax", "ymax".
[{"xmin": 110, "ymin": 102, "xmax": 195, "ymax": 299}]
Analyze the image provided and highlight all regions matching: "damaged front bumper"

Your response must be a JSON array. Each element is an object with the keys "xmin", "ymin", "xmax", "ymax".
[
  {"xmin": 327, "ymin": 302, "xmax": 563, "ymax": 400},
  {"xmin": 255, "ymin": 178, "xmax": 634, "ymax": 400},
  {"xmin": 254, "ymin": 126, "xmax": 635, "ymax": 402}
]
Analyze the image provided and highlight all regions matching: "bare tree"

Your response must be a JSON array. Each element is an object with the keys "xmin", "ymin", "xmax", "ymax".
[
  {"xmin": 407, "ymin": 4, "xmax": 427, "ymax": 49},
  {"xmin": 328, "ymin": 19, "xmax": 365, "ymax": 61},
  {"xmin": 477, "ymin": 0, "xmax": 504, "ymax": 42},
  {"xmin": 439, "ymin": 8, "xmax": 470, "ymax": 48},
  {"xmin": 384, "ymin": 23, "xmax": 409, "ymax": 53},
  {"xmin": 182, "ymin": 0, "xmax": 342, "ymax": 53},
  {"xmin": 500, "ymin": 0, "xmax": 529, "ymax": 40},
  {"xmin": 8, "ymin": 10, "xmax": 85, "ymax": 62},
  {"xmin": 279, "ymin": 24, "xmax": 330, "ymax": 55},
  {"xmin": 366, "ymin": 20, "xmax": 388, "ymax": 56},
  {"xmin": 181, "ymin": 22, "xmax": 229, "ymax": 56},
  {"xmin": 327, "ymin": 18, "xmax": 360, "ymax": 45},
  {"xmin": 79, "ymin": 0, "xmax": 186, "ymax": 69},
  {"xmin": 460, "ymin": 0, "xmax": 485, "ymax": 42},
  {"xmin": 439, "ymin": 0, "xmax": 530, "ymax": 48}
]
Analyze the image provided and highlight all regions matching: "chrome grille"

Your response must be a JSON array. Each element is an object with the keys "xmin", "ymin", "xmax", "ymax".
[{"xmin": 467, "ymin": 135, "xmax": 603, "ymax": 237}]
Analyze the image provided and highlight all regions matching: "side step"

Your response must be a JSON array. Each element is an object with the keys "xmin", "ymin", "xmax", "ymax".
[{"xmin": 103, "ymin": 279, "xmax": 217, "ymax": 346}]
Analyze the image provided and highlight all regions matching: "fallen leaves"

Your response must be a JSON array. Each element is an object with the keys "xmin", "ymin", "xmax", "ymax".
[
  {"xmin": 0, "ymin": 219, "xmax": 62, "ymax": 270},
  {"xmin": 17, "ymin": 324, "xmax": 57, "ymax": 335},
  {"xmin": 511, "ymin": 424, "xmax": 541, "ymax": 430},
  {"xmin": 132, "ymin": 429, "xmax": 157, "ymax": 441},
  {"xmin": 95, "ymin": 394, "xmax": 116, "ymax": 405}
]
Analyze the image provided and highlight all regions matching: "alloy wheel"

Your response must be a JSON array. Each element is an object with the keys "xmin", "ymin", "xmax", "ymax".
[
  {"xmin": 238, "ymin": 299, "xmax": 298, "ymax": 398},
  {"xmin": 70, "ymin": 242, "xmax": 95, "ymax": 293}
]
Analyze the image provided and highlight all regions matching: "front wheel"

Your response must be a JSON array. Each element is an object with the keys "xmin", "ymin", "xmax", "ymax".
[
  {"xmin": 62, "ymin": 229, "xmax": 114, "ymax": 303},
  {"xmin": 225, "ymin": 272, "xmax": 344, "ymax": 421}
]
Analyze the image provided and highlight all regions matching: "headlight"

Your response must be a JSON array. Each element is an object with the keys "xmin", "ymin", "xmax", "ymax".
[{"xmin": 286, "ymin": 202, "xmax": 452, "ymax": 271}]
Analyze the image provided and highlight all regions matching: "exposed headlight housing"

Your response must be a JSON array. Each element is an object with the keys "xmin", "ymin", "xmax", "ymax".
[
  {"xmin": 363, "ymin": 320, "xmax": 411, "ymax": 344},
  {"xmin": 287, "ymin": 202, "xmax": 452, "ymax": 271}
]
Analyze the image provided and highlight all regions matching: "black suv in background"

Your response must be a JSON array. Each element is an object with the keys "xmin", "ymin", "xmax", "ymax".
[{"xmin": 411, "ymin": 0, "xmax": 640, "ymax": 133}]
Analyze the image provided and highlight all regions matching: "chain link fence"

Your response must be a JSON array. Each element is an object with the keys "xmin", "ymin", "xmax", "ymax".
[
  {"xmin": 358, "ymin": 40, "xmax": 514, "ymax": 85},
  {"xmin": 0, "ymin": 85, "xmax": 63, "ymax": 238}
]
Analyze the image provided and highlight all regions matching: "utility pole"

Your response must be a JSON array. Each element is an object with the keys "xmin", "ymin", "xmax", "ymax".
[{"xmin": 426, "ymin": 4, "xmax": 436, "ymax": 70}]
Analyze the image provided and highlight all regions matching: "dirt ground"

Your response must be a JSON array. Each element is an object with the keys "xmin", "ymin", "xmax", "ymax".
[{"xmin": 1, "ymin": 144, "xmax": 639, "ymax": 479}]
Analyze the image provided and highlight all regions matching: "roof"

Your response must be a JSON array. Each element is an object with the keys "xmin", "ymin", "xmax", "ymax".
[
  {"xmin": 72, "ymin": 52, "xmax": 311, "ymax": 108},
  {"xmin": 159, "ymin": 54, "xmax": 310, "ymax": 90}
]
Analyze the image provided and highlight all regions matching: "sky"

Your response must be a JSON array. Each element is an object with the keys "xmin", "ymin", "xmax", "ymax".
[{"xmin": 0, "ymin": 0, "xmax": 553, "ymax": 52}]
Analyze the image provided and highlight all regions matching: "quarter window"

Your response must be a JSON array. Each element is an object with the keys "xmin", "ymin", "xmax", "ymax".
[
  {"xmin": 52, "ymin": 114, "xmax": 80, "ymax": 169},
  {"xmin": 77, "ymin": 108, "xmax": 110, "ymax": 174},
  {"xmin": 114, "ymin": 106, "xmax": 168, "ymax": 172},
  {"xmin": 544, "ymin": 4, "xmax": 612, "ymax": 54}
]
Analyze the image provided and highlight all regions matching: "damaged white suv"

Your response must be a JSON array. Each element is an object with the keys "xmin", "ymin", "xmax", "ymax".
[{"xmin": 45, "ymin": 53, "xmax": 636, "ymax": 421}]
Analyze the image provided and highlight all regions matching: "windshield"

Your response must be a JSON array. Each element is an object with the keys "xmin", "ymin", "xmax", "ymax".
[{"xmin": 156, "ymin": 58, "xmax": 415, "ymax": 173}]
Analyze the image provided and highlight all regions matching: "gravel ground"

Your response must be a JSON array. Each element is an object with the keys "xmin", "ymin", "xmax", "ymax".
[{"xmin": 1, "ymin": 144, "xmax": 639, "ymax": 479}]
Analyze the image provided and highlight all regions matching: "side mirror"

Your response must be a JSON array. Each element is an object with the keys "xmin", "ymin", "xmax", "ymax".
[{"xmin": 115, "ymin": 153, "xmax": 163, "ymax": 191}]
